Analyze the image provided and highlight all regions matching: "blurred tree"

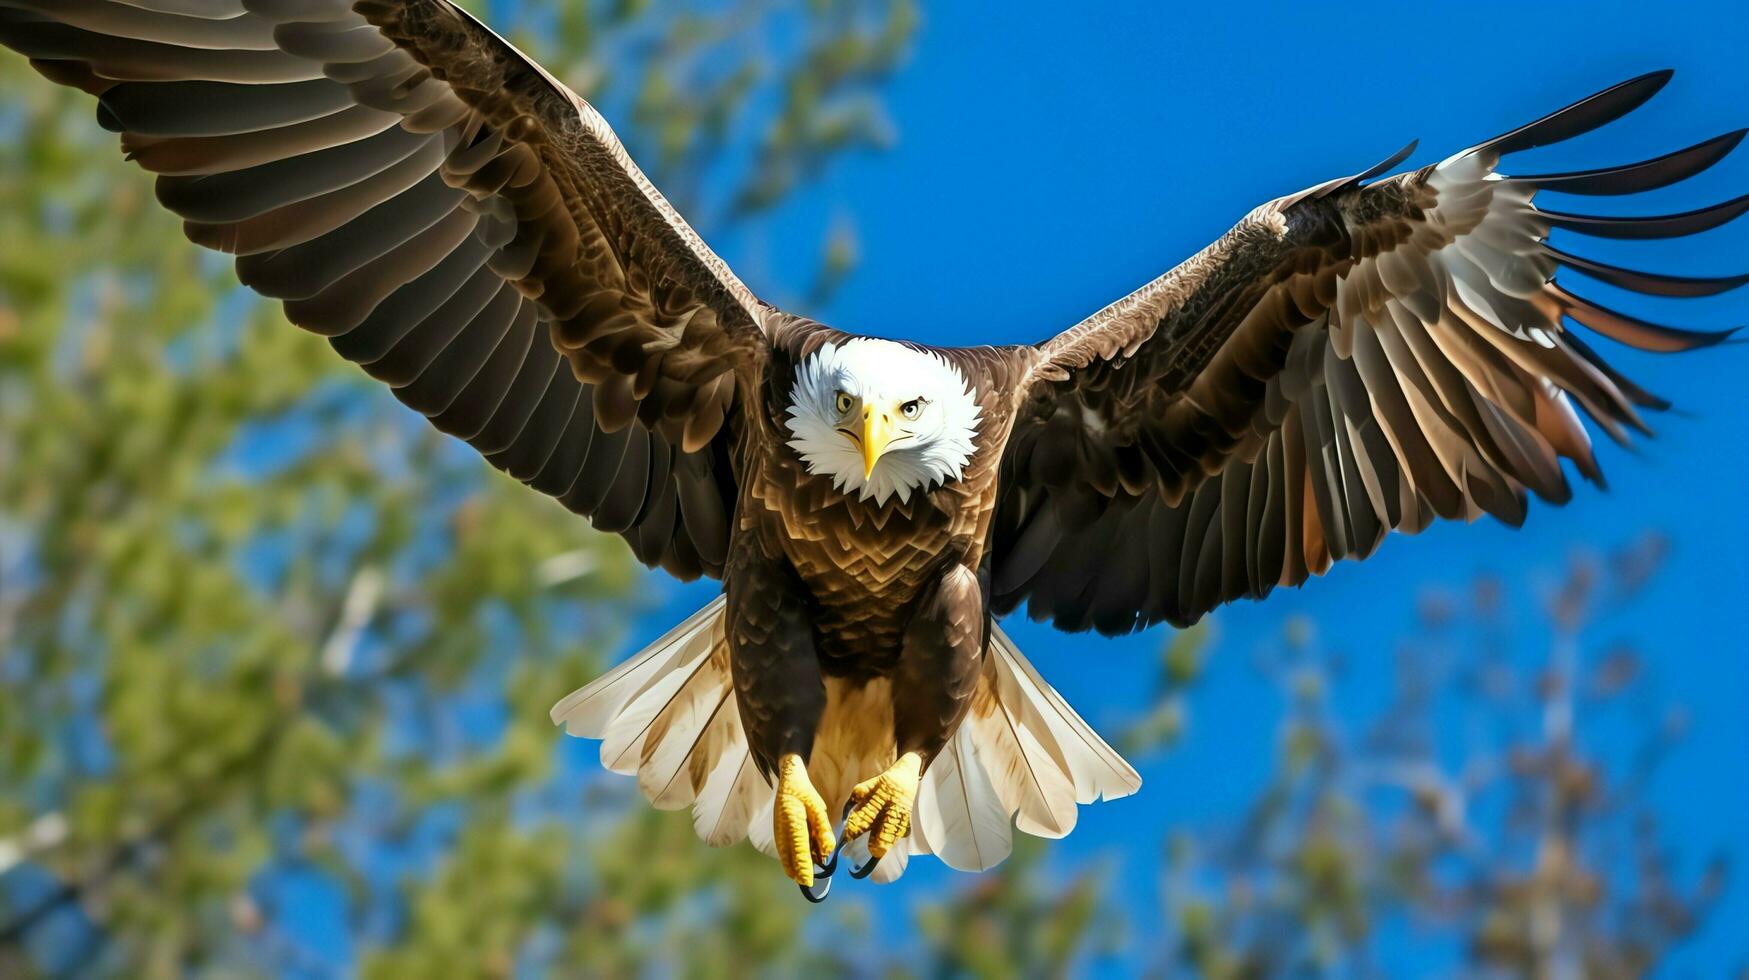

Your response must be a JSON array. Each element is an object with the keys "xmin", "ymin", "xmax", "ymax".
[
  {"xmin": 908, "ymin": 839, "xmax": 1122, "ymax": 980},
  {"xmin": 0, "ymin": 1, "xmax": 916, "ymax": 975},
  {"xmin": 1122, "ymin": 624, "xmax": 1211, "ymax": 757},
  {"xmin": 1148, "ymin": 535, "xmax": 1728, "ymax": 979}
]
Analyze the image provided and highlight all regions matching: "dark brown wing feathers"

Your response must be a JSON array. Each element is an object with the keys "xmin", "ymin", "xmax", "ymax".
[
  {"xmin": 5, "ymin": 13, "xmax": 1739, "ymax": 623},
  {"xmin": 0, "ymin": 0, "xmax": 772, "ymax": 579},
  {"xmin": 996, "ymin": 71, "xmax": 1744, "ymax": 634}
]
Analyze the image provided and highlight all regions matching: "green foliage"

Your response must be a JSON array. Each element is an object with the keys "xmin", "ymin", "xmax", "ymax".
[
  {"xmin": 1156, "ymin": 536, "xmax": 1727, "ymax": 978},
  {"xmin": 910, "ymin": 840, "xmax": 1121, "ymax": 979}
]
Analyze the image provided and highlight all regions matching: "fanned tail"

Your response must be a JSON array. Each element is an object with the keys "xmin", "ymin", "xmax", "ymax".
[
  {"xmin": 550, "ymin": 598, "xmax": 725, "ymax": 741},
  {"xmin": 552, "ymin": 604, "xmax": 1140, "ymax": 880},
  {"xmin": 914, "ymin": 720, "xmax": 1012, "ymax": 871},
  {"xmin": 906, "ymin": 621, "xmax": 1141, "ymax": 875},
  {"xmin": 550, "ymin": 597, "xmax": 769, "ymax": 849},
  {"xmin": 982, "ymin": 622, "xmax": 1142, "ymax": 808}
]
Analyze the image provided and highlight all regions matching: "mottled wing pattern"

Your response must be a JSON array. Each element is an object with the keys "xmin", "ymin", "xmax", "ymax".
[
  {"xmin": 995, "ymin": 71, "xmax": 1746, "ymax": 634},
  {"xmin": 0, "ymin": 0, "xmax": 773, "ymax": 578}
]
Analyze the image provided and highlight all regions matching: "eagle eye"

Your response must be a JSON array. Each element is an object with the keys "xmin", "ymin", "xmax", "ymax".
[
  {"xmin": 900, "ymin": 398, "xmax": 924, "ymax": 420},
  {"xmin": 834, "ymin": 391, "xmax": 854, "ymax": 416}
]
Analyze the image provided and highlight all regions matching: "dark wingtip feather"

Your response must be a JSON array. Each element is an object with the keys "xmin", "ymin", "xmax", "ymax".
[
  {"xmin": 1544, "ymin": 244, "xmax": 1749, "ymax": 297},
  {"xmin": 1314, "ymin": 140, "xmax": 1420, "ymax": 200},
  {"xmin": 1540, "ymin": 194, "xmax": 1749, "ymax": 240},
  {"xmin": 1479, "ymin": 70, "xmax": 1674, "ymax": 157},
  {"xmin": 1554, "ymin": 283, "xmax": 1740, "ymax": 352},
  {"xmin": 1355, "ymin": 139, "xmax": 1419, "ymax": 184},
  {"xmin": 1559, "ymin": 330, "xmax": 1674, "ymax": 411},
  {"xmin": 1515, "ymin": 129, "xmax": 1747, "ymax": 196}
]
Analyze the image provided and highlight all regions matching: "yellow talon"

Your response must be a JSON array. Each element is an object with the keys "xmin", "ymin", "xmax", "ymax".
[
  {"xmin": 774, "ymin": 753, "xmax": 836, "ymax": 887},
  {"xmin": 842, "ymin": 751, "xmax": 922, "ymax": 859}
]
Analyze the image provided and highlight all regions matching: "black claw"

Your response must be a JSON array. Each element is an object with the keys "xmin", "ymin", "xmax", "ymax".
[
  {"xmin": 799, "ymin": 875, "xmax": 831, "ymax": 903},
  {"xmin": 797, "ymin": 851, "xmax": 838, "ymax": 903},
  {"xmin": 796, "ymin": 802, "xmax": 852, "ymax": 903},
  {"xmin": 849, "ymin": 853, "xmax": 881, "ymax": 879}
]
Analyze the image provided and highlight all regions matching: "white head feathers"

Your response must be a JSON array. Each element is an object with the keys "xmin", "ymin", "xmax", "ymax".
[{"xmin": 784, "ymin": 339, "xmax": 982, "ymax": 505}]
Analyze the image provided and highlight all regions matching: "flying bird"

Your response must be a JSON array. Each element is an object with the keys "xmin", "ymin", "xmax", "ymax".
[{"xmin": 5, "ymin": 0, "xmax": 1744, "ymax": 901}]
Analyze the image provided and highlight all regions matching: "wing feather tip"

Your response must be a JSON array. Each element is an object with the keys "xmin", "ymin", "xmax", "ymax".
[{"xmin": 1482, "ymin": 69, "xmax": 1675, "ymax": 157}]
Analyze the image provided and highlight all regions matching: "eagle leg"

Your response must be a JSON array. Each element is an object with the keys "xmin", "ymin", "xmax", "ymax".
[
  {"xmin": 775, "ymin": 753, "xmax": 837, "ymax": 890},
  {"xmin": 725, "ymin": 546, "xmax": 834, "ymax": 890},
  {"xmin": 841, "ymin": 750, "xmax": 922, "ymax": 863},
  {"xmin": 840, "ymin": 562, "xmax": 984, "ymax": 869}
]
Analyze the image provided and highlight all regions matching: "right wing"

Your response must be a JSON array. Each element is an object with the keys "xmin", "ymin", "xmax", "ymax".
[
  {"xmin": 993, "ymin": 71, "xmax": 1745, "ymax": 634},
  {"xmin": 0, "ymin": 0, "xmax": 782, "ymax": 579}
]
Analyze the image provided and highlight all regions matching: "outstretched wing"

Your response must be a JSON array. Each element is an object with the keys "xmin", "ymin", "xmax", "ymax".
[
  {"xmin": 0, "ymin": 0, "xmax": 776, "ymax": 579},
  {"xmin": 993, "ymin": 71, "xmax": 1745, "ymax": 634}
]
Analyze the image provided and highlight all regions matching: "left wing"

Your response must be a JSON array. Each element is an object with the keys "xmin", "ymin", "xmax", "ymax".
[
  {"xmin": 993, "ymin": 71, "xmax": 1746, "ymax": 635},
  {"xmin": 0, "ymin": 0, "xmax": 786, "ymax": 581}
]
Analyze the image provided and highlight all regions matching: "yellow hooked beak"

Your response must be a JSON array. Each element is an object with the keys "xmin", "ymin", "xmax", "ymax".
[{"xmin": 861, "ymin": 403, "xmax": 896, "ymax": 478}]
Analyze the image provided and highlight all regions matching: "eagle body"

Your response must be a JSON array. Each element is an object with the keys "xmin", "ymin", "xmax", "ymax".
[
  {"xmin": 720, "ymin": 333, "xmax": 1041, "ymax": 878},
  {"xmin": 7, "ymin": 0, "xmax": 1743, "ymax": 894},
  {"xmin": 739, "ymin": 336, "xmax": 1025, "ymax": 677}
]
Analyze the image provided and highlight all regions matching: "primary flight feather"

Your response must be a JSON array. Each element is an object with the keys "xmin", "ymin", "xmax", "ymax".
[{"xmin": 3, "ymin": 0, "xmax": 1742, "ymax": 899}]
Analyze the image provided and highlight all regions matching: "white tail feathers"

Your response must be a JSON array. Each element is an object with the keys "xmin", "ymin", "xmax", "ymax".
[
  {"xmin": 549, "ymin": 598, "xmax": 725, "ymax": 743},
  {"xmin": 550, "ymin": 601, "xmax": 1141, "ymax": 880},
  {"xmin": 982, "ymin": 622, "xmax": 1143, "ymax": 811},
  {"xmin": 551, "ymin": 596, "xmax": 775, "ymax": 852},
  {"xmin": 918, "ymin": 622, "xmax": 1142, "ymax": 872}
]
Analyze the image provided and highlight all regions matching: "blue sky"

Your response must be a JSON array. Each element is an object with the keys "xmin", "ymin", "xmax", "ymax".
[{"xmin": 623, "ymin": 0, "xmax": 1749, "ymax": 973}]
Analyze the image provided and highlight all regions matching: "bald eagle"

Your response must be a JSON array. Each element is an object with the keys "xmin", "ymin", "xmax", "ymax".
[{"xmin": 4, "ymin": 0, "xmax": 1742, "ymax": 900}]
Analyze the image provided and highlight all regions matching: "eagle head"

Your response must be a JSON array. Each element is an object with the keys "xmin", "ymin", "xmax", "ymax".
[{"xmin": 784, "ymin": 338, "xmax": 982, "ymax": 505}]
